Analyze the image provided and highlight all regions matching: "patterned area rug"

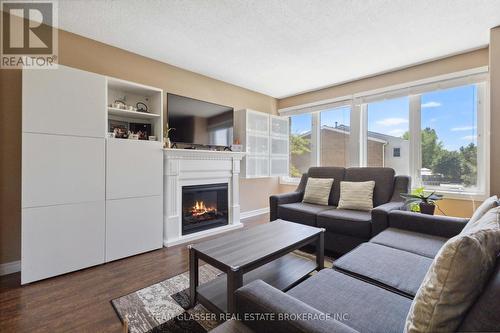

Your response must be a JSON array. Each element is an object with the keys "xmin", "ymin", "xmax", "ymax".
[{"xmin": 111, "ymin": 251, "xmax": 333, "ymax": 333}]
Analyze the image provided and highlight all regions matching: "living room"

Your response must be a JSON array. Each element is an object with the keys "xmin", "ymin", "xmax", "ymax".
[{"xmin": 1, "ymin": 1, "xmax": 500, "ymax": 332}]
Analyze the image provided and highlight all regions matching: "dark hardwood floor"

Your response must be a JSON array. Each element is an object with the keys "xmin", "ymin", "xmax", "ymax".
[{"xmin": 0, "ymin": 215, "xmax": 268, "ymax": 333}]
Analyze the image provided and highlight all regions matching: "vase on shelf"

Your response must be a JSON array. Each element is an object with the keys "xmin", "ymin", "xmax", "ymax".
[{"xmin": 164, "ymin": 137, "xmax": 171, "ymax": 149}]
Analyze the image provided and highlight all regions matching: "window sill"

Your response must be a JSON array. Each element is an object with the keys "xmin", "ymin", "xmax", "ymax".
[
  {"xmin": 279, "ymin": 176, "xmax": 300, "ymax": 186},
  {"xmin": 417, "ymin": 188, "xmax": 488, "ymax": 201}
]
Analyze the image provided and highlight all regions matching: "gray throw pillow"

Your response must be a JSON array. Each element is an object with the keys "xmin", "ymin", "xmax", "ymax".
[{"xmin": 302, "ymin": 177, "xmax": 334, "ymax": 206}]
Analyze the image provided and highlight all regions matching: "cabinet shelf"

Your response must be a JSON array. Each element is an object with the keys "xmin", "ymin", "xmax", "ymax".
[{"xmin": 108, "ymin": 107, "xmax": 160, "ymax": 120}]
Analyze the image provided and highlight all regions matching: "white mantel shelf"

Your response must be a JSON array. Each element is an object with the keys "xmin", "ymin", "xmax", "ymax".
[
  {"xmin": 163, "ymin": 148, "xmax": 245, "ymax": 159},
  {"xmin": 163, "ymin": 148, "xmax": 245, "ymax": 247}
]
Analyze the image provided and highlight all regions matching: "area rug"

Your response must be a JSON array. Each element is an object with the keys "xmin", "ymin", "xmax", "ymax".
[{"xmin": 111, "ymin": 250, "xmax": 333, "ymax": 333}]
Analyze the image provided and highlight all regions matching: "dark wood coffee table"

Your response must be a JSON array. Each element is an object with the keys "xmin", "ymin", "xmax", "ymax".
[{"xmin": 188, "ymin": 219, "xmax": 325, "ymax": 314}]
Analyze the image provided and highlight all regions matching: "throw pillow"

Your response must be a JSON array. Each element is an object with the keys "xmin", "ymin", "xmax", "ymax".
[
  {"xmin": 337, "ymin": 181, "xmax": 375, "ymax": 211},
  {"xmin": 404, "ymin": 209, "xmax": 500, "ymax": 333},
  {"xmin": 462, "ymin": 195, "xmax": 499, "ymax": 233},
  {"xmin": 302, "ymin": 177, "xmax": 334, "ymax": 206}
]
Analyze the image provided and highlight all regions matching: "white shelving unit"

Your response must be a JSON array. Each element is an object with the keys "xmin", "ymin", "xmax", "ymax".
[
  {"xmin": 234, "ymin": 109, "xmax": 289, "ymax": 178},
  {"xmin": 106, "ymin": 77, "xmax": 163, "ymax": 142},
  {"xmin": 21, "ymin": 65, "xmax": 165, "ymax": 284},
  {"xmin": 108, "ymin": 107, "xmax": 161, "ymax": 119},
  {"xmin": 22, "ymin": 65, "xmax": 107, "ymax": 284},
  {"xmin": 105, "ymin": 78, "xmax": 164, "ymax": 262}
]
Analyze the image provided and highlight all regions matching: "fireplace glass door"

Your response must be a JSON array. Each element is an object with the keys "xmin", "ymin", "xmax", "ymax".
[{"xmin": 182, "ymin": 183, "xmax": 229, "ymax": 235}]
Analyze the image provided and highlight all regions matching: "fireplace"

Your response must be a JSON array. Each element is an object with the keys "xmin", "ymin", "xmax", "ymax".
[{"xmin": 182, "ymin": 183, "xmax": 229, "ymax": 235}]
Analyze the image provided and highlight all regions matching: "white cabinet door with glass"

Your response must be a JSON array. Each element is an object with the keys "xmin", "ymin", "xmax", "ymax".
[
  {"xmin": 270, "ymin": 115, "xmax": 289, "ymax": 176},
  {"xmin": 234, "ymin": 109, "xmax": 289, "ymax": 178}
]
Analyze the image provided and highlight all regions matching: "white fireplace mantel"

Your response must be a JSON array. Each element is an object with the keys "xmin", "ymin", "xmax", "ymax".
[{"xmin": 163, "ymin": 148, "xmax": 245, "ymax": 247}]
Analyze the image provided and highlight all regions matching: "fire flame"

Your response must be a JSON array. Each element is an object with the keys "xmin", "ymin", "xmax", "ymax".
[{"xmin": 191, "ymin": 201, "xmax": 216, "ymax": 216}]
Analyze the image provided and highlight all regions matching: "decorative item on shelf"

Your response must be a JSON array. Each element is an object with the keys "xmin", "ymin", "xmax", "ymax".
[
  {"xmin": 129, "ymin": 123, "xmax": 152, "ymax": 140},
  {"xmin": 112, "ymin": 99, "xmax": 126, "ymax": 109},
  {"xmin": 148, "ymin": 136, "xmax": 156, "ymax": 141},
  {"xmin": 109, "ymin": 119, "xmax": 129, "ymax": 138},
  {"xmin": 113, "ymin": 127, "xmax": 128, "ymax": 139},
  {"xmin": 230, "ymin": 144, "xmax": 243, "ymax": 152},
  {"xmin": 163, "ymin": 123, "xmax": 175, "ymax": 148},
  {"xmin": 136, "ymin": 102, "xmax": 148, "ymax": 113},
  {"xmin": 128, "ymin": 132, "xmax": 139, "ymax": 140},
  {"xmin": 401, "ymin": 187, "xmax": 443, "ymax": 215}
]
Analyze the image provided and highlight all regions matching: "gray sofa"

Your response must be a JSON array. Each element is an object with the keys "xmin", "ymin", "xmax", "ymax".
[
  {"xmin": 270, "ymin": 167, "xmax": 411, "ymax": 254},
  {"xmin": 211, "ymin": 211, "xmax": 500, "ymax": 333}
]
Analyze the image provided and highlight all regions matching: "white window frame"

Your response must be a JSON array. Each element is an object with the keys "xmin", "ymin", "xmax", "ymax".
[{"xmin": 279, "ymin": 68, "xmax": 490, "ymax": 199}]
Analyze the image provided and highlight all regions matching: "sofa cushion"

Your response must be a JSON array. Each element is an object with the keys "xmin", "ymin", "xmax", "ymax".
[
  {"xmin": 277, "ymin": 202, "xmax": 333, "ymax": 226},
  {"xmin": 337, "ymin": 181, "xmax": 375, "ymax": 211},
  {"xmin": 345, "ymin": 167, "xmax": 395, "ymax": 206},
  {"xmin": 317, "ymin": 209, "xmax": 372, "ymax": 238},
  {"xmin": 334, "ymin": 243, "xmax": 433, "ymax": 297},
  {"xmin": 370, "ymin": 228, "xmax": 447, "ymax": 258},
  {"xmin": 405, "ymin": 226, "xmax": 500, "ymax": 333},
  {"xmin": 307, "ymin": 167, "xmax": 346, "ymax": 206},
  {"xmin": 302, "ymin": 177, "xmax": 334, "ymax": 206},
  {"xmin": 287, "ymin": 269, "xmax": 412, "ymax": 333}
]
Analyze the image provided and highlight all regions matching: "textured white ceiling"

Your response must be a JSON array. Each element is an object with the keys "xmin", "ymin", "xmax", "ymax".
[{"xmin": 57, "ymin": 0, "xmax": 500, "ymax": 98}]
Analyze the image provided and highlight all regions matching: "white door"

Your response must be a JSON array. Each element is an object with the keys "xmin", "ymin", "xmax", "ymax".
[
  {"xmin": 270, "ymin": 116, "xmax": 289, "ymax": 176},
  {"xmin": 21, "ymin": 201, "xmax": 105, "ymax": 284},
  {"xmin": 106, "ymin": 140, "xmax": 163, "ymax": 199},
  {"xmin": 105, "ymin": 196, "xmax": 163, "ymax": 262},
  {"xmin": 23, "ymin": 65, "xmax": 106, "ymax": 137},
  {"xmin": 22, "ymin": 133, "xmax": 105, "ymax": 207}
]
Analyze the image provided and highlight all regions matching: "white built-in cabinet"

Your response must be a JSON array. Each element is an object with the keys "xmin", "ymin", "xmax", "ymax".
[
  {"xmin": 234, "ymin": 109, "xmax": 289, "ymax": 178},
  {"xmin": 22, "ymin": 65, "xmax": 163, "ymax": 284}
]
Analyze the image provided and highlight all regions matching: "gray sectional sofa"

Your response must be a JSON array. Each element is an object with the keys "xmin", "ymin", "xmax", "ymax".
[
  {"xmin": 270, "ymin": 167, "xmax": 411, "ymax": 254},
  {"xmin": 211, "ymin": 210, "xmax": 500, "ymax": 333}
]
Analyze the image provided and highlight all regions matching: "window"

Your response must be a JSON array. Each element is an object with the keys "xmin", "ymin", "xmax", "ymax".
[
  {"xmin": 289, "ymin": 114, "xmax": 313, "ymax": 177},
  {"xmin": 366, "ymin": 97, "xmax": 409, "ymax": 176},
  {"xmin": 281, "ymin": 71, "xmax": 488, "ymax": 198},
  {"xmin": 320, "ymin": 106, "xmax": 351, "ymax": 167},
  {"xmin": 419, "ymin": 84, "xmax": 482, "ymax": 192}
]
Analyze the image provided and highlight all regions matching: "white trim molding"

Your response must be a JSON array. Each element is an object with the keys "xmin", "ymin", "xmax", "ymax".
[
  {"xmin": 280, "ymin": 68, "xmax": 490, "ymax": 199},
  {"xmin": 0, "ymin": 260, "xmax": 21, "ymax": 276},
  {"xmin": 240, "ymin": 207, "xmax": 270, "ymax": 220}
]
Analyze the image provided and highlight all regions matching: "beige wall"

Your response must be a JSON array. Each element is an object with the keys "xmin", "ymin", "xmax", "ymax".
[
  {"xmin": 278, "ymin": 48, "xmax": 494, "ymax": 218},
  {"xmin": 0, "ymin": 28, "xmax": 279, "ymax": 264},
  {"xmin": 278, "ymin": 49, "xmax": 489, "ymax": 109}
]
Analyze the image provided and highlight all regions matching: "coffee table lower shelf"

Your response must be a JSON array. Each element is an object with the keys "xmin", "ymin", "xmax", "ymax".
[{"xmin": 196, "ymin": 253, "xmax": 317, "ymax": 314}]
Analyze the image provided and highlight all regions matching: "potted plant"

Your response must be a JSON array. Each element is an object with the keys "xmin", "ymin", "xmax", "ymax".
[
  {"xmin": 163, "ymin": 124, "xmax": 175, "ymax": 148},
  {"xmin": 401, "ymin": 187, "xmax": 443, "ymax": 215}
]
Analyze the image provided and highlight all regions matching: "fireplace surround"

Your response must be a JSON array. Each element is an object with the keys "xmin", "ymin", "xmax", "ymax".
[{"xmin": 163, "ymin": 148, "xmax": 245, "ymax": 246}]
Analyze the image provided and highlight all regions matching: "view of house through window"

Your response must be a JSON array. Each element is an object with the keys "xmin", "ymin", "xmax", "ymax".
[
  {"xmin": 366, "ymin": 97, "xmax": 410, "ymax": 176},
  {"xmin": 420, "ymin": 84, "xmax": 479, "ymax": 191},
  {"xmin": 320, "ymin": 106, "xmax": 351, "ymax": 167},
  {"xmin": 289, "ymin": 114, "xmax": 313, "ymax": 177},
  {"xmin": 284, "ymin": 79, "xmax": 485, "ymax": 196}
]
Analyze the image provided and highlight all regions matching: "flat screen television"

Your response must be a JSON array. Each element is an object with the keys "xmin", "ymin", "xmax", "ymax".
[{"xmin": 167, "ymin": 94, "xmax": 234, "ymax": 146}]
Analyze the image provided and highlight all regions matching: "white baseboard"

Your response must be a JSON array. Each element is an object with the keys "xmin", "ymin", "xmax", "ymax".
[
  {"xmin": 0, "ymin": 260, "xmax": 21, "ymax": 276},
  {"xmin": 240, "ymin": 207, "xmax": 270, "ymax": 220}
]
